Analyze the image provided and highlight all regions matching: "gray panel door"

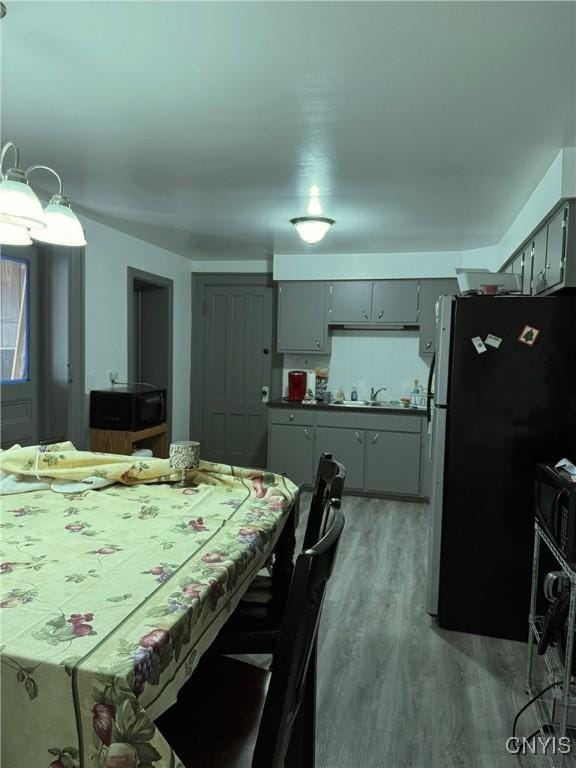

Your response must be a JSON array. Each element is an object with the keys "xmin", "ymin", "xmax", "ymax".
[
  {"xmin": 277, "ymin": 281, "xmax": 328, "ymax": 352},
  {"xmin": 1, "ymin": 247, "xmax": 38, "ymax": 448},
  {"xmin": 546, "ymin": 206, "xmax": 568, "ymax": 290},
  {"xmin": 36, "ymin": 245, "xmax": 86, "ymax": 448},
  {"xmin": 365, "ymin": 430, "xmax": 420, "ymax": 495},
  {"xmin": 329, "ymin": 281, "xmax": 372, "ymax": 323},
  {"xmin": 203, "ymin": 284, "xmax": 272, "ymax": 468},
  {"xmin": 371, "ymin": 280, "xmax": 419, "ymax": 324},
  {"xmin": 315, "ymin": 426, "xmax": 364, "ymax": 490},
  {"xmin": 418, "ymin": 279, "xmax": 458, "ymax": 357},
  {"xmin": 268, "ymin": 423, "xmax": 314, "ymax": 486}
]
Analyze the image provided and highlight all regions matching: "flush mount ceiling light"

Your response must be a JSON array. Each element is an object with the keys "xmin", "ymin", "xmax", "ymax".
[
  {"xmin": 0, "ymin": 142, "xmax": 86, "ymax": 246},
  {"xmin": 290, "ymin": 216, "xmax": 335, "ymax": 245},
  {"xmin": 290, "ymin": 185, "xmax": 335, "ymax": 245}
]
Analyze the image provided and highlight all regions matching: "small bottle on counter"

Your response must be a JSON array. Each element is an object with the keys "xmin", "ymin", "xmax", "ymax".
[{"xmin": 351, "ymin": 387, "xmax": 358, "ymax": 401}]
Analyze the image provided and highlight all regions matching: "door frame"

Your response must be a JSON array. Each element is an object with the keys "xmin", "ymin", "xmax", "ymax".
[
  {"xmin": 189, "ymin": 273, "xmax": 282, "ymax": 446},
  {"xmin": 127, "ymin": 267, "xmax": 174, "ymax": 439}
]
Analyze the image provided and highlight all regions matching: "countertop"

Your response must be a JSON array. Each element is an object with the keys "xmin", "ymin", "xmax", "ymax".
[{"xmin": 267, "ymin": 399, "xmax": 427, "ymax": 416}]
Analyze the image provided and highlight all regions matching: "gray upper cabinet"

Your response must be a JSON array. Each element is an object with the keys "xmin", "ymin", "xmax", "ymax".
[
  {"xmin": 277, "ymin": 281, "xmax": 330, "ymax": 353},
  {"xmin": 520, "ymin": 246, "xmax": 532, "ymax": 295},
  {"xmin": 328, "ymin": 279, "xmax": 419, "ymax": 325},
  {"xmin": 371, "ymin": 280, "xmax": 419, "ymax": 324},
  {"xmin": 418, "ymin": 278, "xmax": 459, "ymax": 357},
  {"xmin": 531, "ymin": 227, "xmax": 549, "ymax": 295},
  {"xmin": 328, "ymin": 281, "xmax": 373, "ymax": 323},
  {"xmin": 501, "ymin": 200, "xmax": 576, "ymax": 296},
  {"xmin": 544, "ymin": 205, "xmax": 568, "ymax": 291}
]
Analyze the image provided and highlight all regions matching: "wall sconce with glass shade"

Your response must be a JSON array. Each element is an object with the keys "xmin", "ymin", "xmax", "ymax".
[
  {"xmin": 290, "ymin": 185, "xmax": 335, "ymax": 245},
  {"xmin": 0, "ymin": 142, "xmax": 86, "ymax": 247}
]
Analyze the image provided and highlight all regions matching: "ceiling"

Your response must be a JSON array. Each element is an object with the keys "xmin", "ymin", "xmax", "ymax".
[{"xmin": 1, "ymin": 1, "xmax": 575, "ymax": 260}]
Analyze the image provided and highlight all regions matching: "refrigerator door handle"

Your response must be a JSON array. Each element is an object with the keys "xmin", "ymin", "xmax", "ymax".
[{"xmin": 426, "ymin": 352, "xmax": 436, "ymax": 423}]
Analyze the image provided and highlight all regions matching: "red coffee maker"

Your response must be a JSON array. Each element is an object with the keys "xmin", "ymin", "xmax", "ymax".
[{"xmin": 287, "ymin": 370, "xmax": 307, "ymax": 401}]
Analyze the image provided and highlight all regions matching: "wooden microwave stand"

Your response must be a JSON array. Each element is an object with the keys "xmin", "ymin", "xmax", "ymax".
[{"xmin": 90, "ymin": 422, "xmax": 168, "ymax": 458}]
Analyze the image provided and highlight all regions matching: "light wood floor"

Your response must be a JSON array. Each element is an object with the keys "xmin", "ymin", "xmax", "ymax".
[{"xmin": 306, "ymin": 494, "xmax": 547, "ymax": 768}]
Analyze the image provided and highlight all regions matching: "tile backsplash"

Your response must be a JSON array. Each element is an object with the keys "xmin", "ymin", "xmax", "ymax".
[{"xmin": 282, "ymin": 330, "xmax": 430, "ymax": 401}]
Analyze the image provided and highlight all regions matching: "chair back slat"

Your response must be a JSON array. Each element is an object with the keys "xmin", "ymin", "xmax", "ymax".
[
  {"xmin": 252, "ymin": 505, "xmax": 345, "ymax": 768},
  {"xmin": 303, "ymin": 452, "xmax": 346, "ymax": 551}
]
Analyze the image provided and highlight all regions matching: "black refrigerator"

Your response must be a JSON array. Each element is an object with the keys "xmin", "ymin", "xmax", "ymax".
[{"xmin": 426, "ymin": 294, "xmax": 576, "ymax": 641}]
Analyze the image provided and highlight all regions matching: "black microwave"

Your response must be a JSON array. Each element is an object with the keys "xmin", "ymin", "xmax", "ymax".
[
  {"xmin": 90, "ymin": 387, "xmax": 167, "ymax": 431},
  {"xmin": 535, "ymin": 463, "xmax": 576, "ymax": 563}
]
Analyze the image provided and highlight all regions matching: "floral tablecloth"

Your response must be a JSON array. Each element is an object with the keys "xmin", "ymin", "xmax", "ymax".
[{"xmin": 0, "ymin": 444, "xmax": 298, "ymax": 768}]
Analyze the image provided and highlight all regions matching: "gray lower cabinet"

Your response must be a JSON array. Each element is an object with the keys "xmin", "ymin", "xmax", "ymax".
[
  {"xmin": 268, "ymin": 422, "xmax": 315, "ymax": 486},
  {"xmin": 277, "ymin": 281, "xmax": 330, "ymax": 353},
  {"xmin": 267, "ymin": 406, "xmax": 425, "ymax": 497},
  {"xmin": 364, "ymin": 430, "xmax": 421, "ymax": 496},
  {"xmin": 315, "ymin": 426, "xmax": 364, "ymax": 490}
]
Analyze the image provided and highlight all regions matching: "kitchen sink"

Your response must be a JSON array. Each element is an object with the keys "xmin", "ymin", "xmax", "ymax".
[{"xmin": 329, "ymin": 400, "xmax": 406, "ymax": 408}]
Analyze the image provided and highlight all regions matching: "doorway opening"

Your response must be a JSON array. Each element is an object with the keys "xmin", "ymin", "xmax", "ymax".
[{"xmin": 127, "ymin": 268, "xmax": 173, "ymax": 441}]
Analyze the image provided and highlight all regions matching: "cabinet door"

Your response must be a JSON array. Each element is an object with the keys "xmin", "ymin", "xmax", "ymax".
[
  {"xmin": 277, "ymin": 282, "xmax": 329, "ymax": 353},
  {"xmin": 418, "ymin": 279, "xmax": 459, "ymax": 357},
  {"xmin": 268, "ymin": 423, "xmax": 314, "ymax": 486},
  {"xmin": 329, "ymin": 281, "xmax": 372, "ymax": 323},
  {"xmin": 365, "ymin": 430, "xmax": 420, "ymax": 495},
  {"xmin": 371, "ymin": 280, "xmax": 419, "ymax": 324},
  {"xmin": 531, "ymin": 228, "xmax": 548, "ymax": 294},
  {"xmin": 521, "ymin": 246, "xmax": 533, "ymax": 294},
  {"xmin": 545, "ymin": 206, "xmax": 568, "ymax": 290},
  {"xmin": 316, "ymin": 426, "xmax": 364, "ymax": 491}
]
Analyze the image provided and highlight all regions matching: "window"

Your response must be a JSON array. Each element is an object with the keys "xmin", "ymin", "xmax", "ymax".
[{"xmin": 1, "ymin": 257, "xmax": 29, "ymax": 383}]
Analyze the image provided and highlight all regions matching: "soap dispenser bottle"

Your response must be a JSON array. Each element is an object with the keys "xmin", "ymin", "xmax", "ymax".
[
  {"xmin": 351, "ymin": 387, "xmax": 358, "ymax": 402},
  {"xmin": 410, "ymin": 379, "xmax": 421, "ymax": 408}
]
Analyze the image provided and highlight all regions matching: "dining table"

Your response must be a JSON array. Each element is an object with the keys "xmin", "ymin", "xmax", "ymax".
[{"xmin": 0, "ymin": 442, "xmax": 299, "ymax": 768}]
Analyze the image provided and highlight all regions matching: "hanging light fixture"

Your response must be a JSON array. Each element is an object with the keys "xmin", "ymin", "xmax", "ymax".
[
  {"xmin": 290, "ymin": 185, "xmax": 335, "ymax": 245},
  {"xmin": 27, "ymin": 166, "xmax": 86, "ymax": 246},
  {"xmin": 0, "ymin": 222, "xmax": 33, "ymax": 246},
  {"xmin": 0, "ymin": 142, "xmax": 86, "ymax": 246},
  {"xmin": 0, "ymin": 143, "xmax": 46, "ymax": 230}
]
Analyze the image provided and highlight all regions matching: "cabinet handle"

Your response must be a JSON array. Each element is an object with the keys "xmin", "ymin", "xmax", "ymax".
[
  {"xmin": 371, "ymin": 433, "xmax": 380, "ymax": 444},
  {"xmin": 377, "ymin": 310, "xmax": 384, "ymax": 320},
  {"xmin": 354, "ymin": 431, "xmax": 363, "ymax": 443},
  {"xmin": 304, "ymin": 428, "xmax": 312, "ymax": 440},
  {"xmin": 289, "ymin": 414, "xmax": 295, "ymax": 422},
  {"xmin": 315, "ymin": 339, "xmax": 321, "ymax": 348},
  {"xmin": 362, "ymin": 310, "xmax": 369, "ymax": 320},
  {"xmin": 425, "ymin": 340, "xmax": 432, "ymax": 350}
]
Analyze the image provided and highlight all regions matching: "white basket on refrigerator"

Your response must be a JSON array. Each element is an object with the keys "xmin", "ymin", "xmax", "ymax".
[{"xmin": 454, "ymin": 268, "xmax": 522, "ymax": 295}]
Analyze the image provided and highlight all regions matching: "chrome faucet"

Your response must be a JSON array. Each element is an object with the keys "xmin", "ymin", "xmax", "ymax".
[{"xmin": 369, "ymin": 386, "xmax": 387, "ymax": 404}]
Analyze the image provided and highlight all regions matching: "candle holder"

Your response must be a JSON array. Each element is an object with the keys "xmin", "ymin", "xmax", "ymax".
[{"xmin": 169, "ymin": 441, "xmax": 200, "ymax": 487}]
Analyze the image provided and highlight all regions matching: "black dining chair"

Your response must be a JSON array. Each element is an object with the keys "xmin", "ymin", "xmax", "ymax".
[
  {"xmin": 208, "ymin": 454, "xmax": 346, "ymax": 657},
  {"xmin": 156, "ymin": 502, "xmax": 345, "ymax": 768}
]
